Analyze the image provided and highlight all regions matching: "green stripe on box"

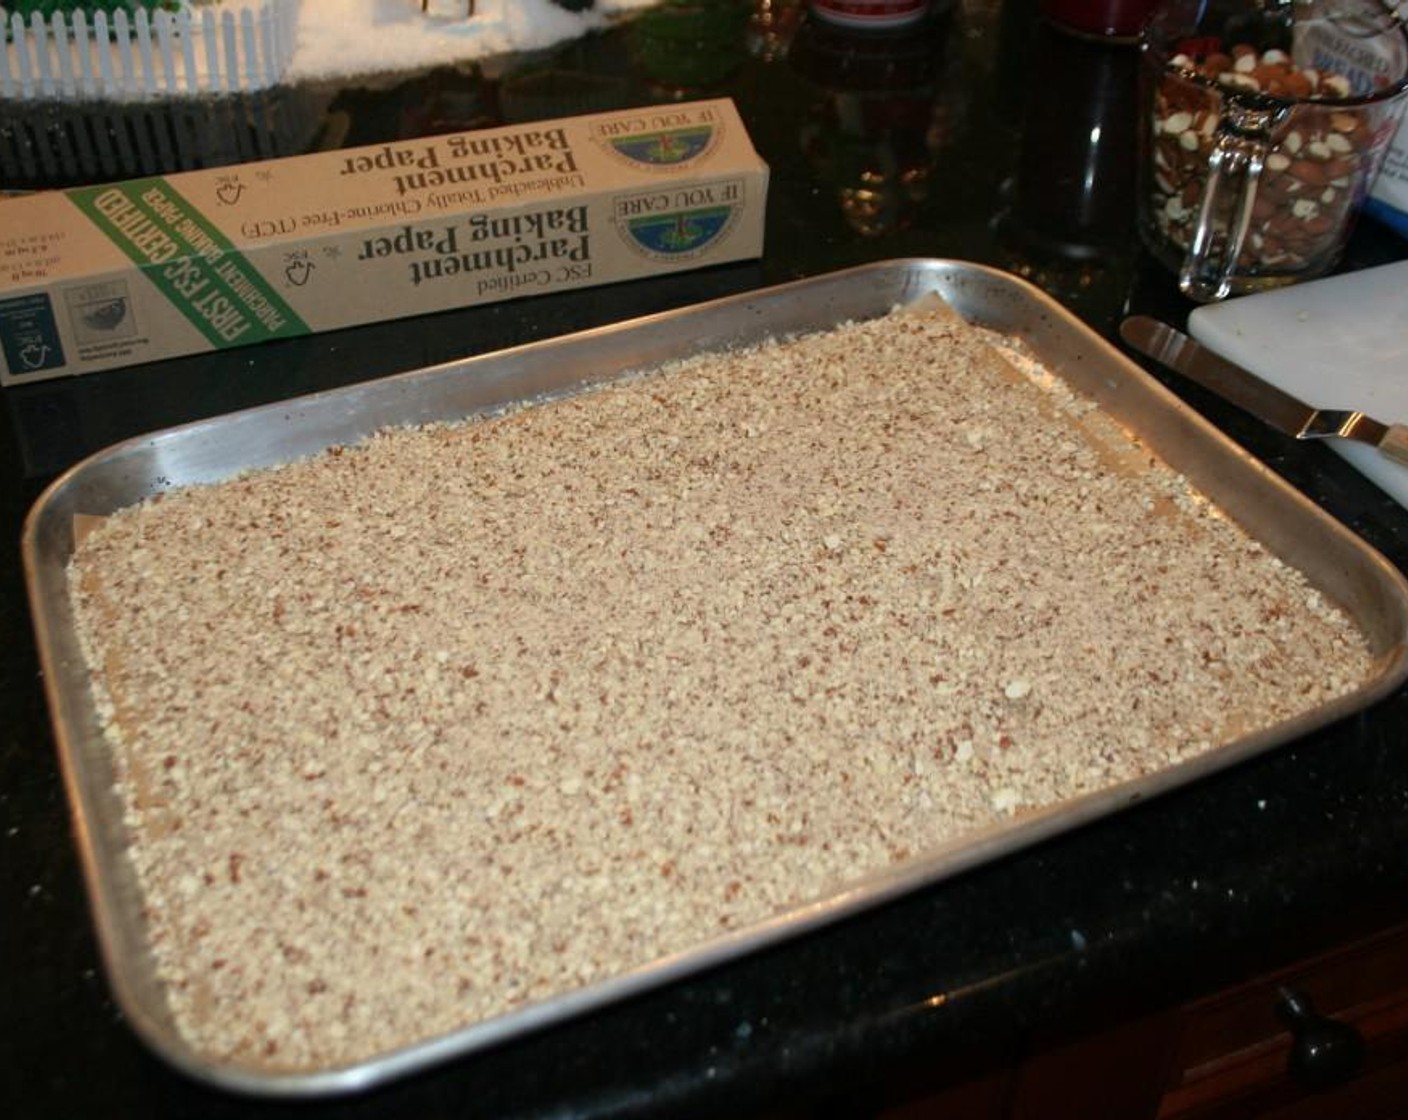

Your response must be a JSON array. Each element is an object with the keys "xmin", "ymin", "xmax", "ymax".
[{"xmin": 67, "ymin": 177, "xmax": 309, "ymax": 349}]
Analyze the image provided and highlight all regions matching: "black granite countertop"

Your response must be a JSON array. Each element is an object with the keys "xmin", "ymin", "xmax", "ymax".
[{"xmin": 5, "ymin": 2, "xmax": 1408, "ymax": 1116}]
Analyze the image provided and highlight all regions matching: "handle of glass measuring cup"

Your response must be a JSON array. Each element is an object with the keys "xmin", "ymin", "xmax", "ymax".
[{"xmin": 1178, "ymin": 117, "xmax": 1272, "ymax": 302}]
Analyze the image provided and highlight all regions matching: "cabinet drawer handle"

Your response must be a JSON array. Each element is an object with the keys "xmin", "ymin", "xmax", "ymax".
[{"xmin": 1275, "ymin": 986, "xmax": 1366, "ymax": 1090}]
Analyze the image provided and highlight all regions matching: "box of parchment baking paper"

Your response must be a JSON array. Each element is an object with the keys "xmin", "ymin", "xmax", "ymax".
[{"xmin": 0, "ymin": 98, "xmax": 767, "ymax": 385}]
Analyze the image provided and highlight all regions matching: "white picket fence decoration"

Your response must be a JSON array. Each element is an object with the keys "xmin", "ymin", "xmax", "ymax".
[{"xmin": 0, "ymin": 1, "xmax": 302, "ymax": 101}]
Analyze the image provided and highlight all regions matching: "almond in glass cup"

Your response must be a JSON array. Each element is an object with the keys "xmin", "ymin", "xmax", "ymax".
[{"xmin": 1138, "ymin": 0, "xmax": 1408, "ymax": 301}]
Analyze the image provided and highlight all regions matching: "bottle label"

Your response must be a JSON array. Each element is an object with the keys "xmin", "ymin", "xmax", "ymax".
[{"xmin": 809, "ymin": 1, "xmax": 931, "ymax": 30}]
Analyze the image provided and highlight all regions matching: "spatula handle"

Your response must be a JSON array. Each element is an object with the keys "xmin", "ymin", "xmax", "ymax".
[{"xmin": 1380, "ymin": 424, "xmax": 1408, "ymax": 467}]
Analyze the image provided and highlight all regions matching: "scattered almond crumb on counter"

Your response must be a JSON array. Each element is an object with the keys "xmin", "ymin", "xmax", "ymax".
[{"xmin": 68, "ymin": 301, "xmax": 1374, "ymax": 1071}]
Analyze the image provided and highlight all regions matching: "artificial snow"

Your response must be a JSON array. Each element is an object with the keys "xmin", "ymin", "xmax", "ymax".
[{"xmin": 286, "ymin": 0, "xmax": 661, "ymax": 80}]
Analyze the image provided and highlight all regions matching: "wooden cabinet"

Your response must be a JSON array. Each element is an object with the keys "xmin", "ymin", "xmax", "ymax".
[
  {"xmin": 1156, "ymin": 920, "xmax": 1408, "ymax": 1119},
  {"xmin": 870, "ymin": 920, "xmax": 1408, "ymax": 1120}
]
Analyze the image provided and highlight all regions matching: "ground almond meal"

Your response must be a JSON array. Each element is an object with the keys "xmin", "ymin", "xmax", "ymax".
[{"xmin": 69, "ymin": 298, "xmax": 1374, "ymax": 1071}]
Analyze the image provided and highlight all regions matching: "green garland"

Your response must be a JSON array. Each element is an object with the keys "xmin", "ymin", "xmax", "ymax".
[{"xmin": 2, "ymin": 1, "xmax": 184, "ymax": 18}]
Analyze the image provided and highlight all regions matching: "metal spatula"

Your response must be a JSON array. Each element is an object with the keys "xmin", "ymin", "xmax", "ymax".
[{"xmin": 1120, "ymin": 316, "xmax": 1408, "ymax": 466}]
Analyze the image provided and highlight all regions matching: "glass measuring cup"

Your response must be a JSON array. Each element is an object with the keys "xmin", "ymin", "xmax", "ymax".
[{"xmin": 1138, "ymin": 0, "xmax": 1408, "ymax": 300}]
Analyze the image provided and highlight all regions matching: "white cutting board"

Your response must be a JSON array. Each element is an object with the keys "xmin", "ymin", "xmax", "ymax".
[{"xmin": 1188, "ymin": 260, "xmax": 1408, "ymax": 507}]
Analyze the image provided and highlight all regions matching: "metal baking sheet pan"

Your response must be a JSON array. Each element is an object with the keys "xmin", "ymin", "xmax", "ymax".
[{"xmin": 23, "ymin": 259, "xmax": 1408, "ymax": 1096}]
